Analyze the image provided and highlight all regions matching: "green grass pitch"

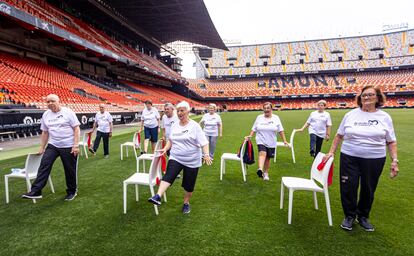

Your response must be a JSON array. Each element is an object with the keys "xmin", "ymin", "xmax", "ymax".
[{"xmin": 0, "ymin": 109, "xmax": 413, "ymax": 255}]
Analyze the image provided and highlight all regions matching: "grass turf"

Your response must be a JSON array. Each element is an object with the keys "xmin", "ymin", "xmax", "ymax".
[{"xmin": 0, "ymin": 109, "xmax": 413, "ymax": 255}]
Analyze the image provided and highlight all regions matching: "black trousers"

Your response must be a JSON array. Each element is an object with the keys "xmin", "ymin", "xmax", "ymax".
[
  {"xmin": 340, "ymin": 153, "xmax": 386, "ymax": 218},
  {"xmin": 31, "ymin": 144, "xmax": 78, "ymax": 194},
  {"xmin": 93, "ymin": 131, "xmax": 110, "ymax": 155},
  {"xmin": 310, "ymin": 134, "xmax": 324, "ymax": 157},
  {"xmin": 162, "ymin": 160, "xmax": 199, "ymax": 192}
]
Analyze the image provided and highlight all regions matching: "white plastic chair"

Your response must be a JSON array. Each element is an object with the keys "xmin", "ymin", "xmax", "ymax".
[
  {"xmin": 4, "ymin": 153, "xmax": 55, "ymax": 204},
  {"xmin": 78, "ymin": 132, "xmax": 90, "ymax": 159},
  {"xmin": 123, "ymin": 152, "xmax": 167, "ymax": 215},
  {"xmin": 136, "ymin": 140, "xmax": 163, "ymax": 173},
  {"xmin": 220, "ymin": 139, "xmax": 248, "ymax": 182},
  {"xmin": 120, "ymin": 132, "xmax": 141, "ymax": 160},
  {"xmin": 274, "ymin": 129, "xmax": 297, "ymax": 163},
  {"xmin": 280, "ymin": 152, "xmax": 334, "ymax": 226}
]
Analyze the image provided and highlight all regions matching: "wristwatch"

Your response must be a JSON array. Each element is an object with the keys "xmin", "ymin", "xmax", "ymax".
[{"xmin": 392, "ymin": 159, "xmax": 399, "ymax": 163}]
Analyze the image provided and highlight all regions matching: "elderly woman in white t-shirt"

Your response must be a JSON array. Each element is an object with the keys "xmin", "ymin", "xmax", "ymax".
[
  {"xmin": 246, "ymin": 102, "xmax": 288, "ymax": 181},
  {"xmin": 298, "ymin": 100, "xmax": 332, "ymax": 157},
  {"xmin": 325, "ymin": 86, "xmax": 399, "ymax": 232},
  {"xmin": 148, "ymin": 101, "xmax": 212, "ymax": 214},
  {"xmin": 200, "ymin": 103, "xmax": 222, "ymax": 160}
]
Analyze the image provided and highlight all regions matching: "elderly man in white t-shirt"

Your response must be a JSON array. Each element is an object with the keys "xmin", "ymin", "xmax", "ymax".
[
  {"xmin": 89, "ymin": 104, "xmax": 113, "ymax": 158},
  {"xmin": 22, "ymin": 94, "xmax": 80, "ymax": 201}
]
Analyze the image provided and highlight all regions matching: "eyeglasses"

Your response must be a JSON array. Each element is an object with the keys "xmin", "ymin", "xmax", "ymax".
[{"xmin": 361, "ymin": 93, "xmax": 376, "ymax": 98}]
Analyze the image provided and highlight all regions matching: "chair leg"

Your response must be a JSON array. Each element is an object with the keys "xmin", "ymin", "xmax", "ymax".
[
  {"xmin": 48, "ymin": 176, "xmax": 55, "ymax": 193},
  {"xmin": 241, "ymin": 162, "xmax": 246, "ymax": 182},
  {"xmin": 149, "ymin": 185, "xmax": 159, "ymax": 215},
  {"xmin": 313, "ymin": 191, "xmax": 318, "ymax": 209},
  {"xmin": 274, "ymin": 147, "xmax": 277, "ymax": 163},
  {"xmin": 288, "ymin": 189, "xmax": 294, "ymax": 224},
  {"xmin": 163, "ymin": 193, "xmax": 167, "ymax": 202},
  {"xmin": 5, "ymin": 176, "xmax": 9, "ymax": 204},
  {"xmin": 126, "ymin": 146, "xmax": 129, "ymax": 157},
  {"xmin": 123, "ymin": 182, "xmax": 127, "ymax": 214},
  {"xmin": 280, "ymin": 180, "xmax": 284, "ymax": 209},
  {"xmin": 120, "ymin": 145, "xmax": 123, "ymax": 160},
  {"xmin": 291, "ymin": 147, "xmax": 296, "ymax": 163},
  {"xmin": 324, "ymin": 191, "xmax": 333, "ymax": 226},
  {"xmin": 220, "ymin": 158, "xmax": 224, "ymax": 181},
  {"xmin": 135, "ymin": 185, "xmax": 139, "ymax": 202},
  {"xmin": 25, "ymin": 179, "xmax": 36, "ymax": 204}
]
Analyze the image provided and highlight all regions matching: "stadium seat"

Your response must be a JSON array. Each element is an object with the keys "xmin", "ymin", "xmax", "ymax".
[
  {"xmin": 4, "ymin": 153, "xmax": 55, "ymax": 204},
  {"xmin": 280, "ymin": 153, "xmax": 334, "ymax": 226}
]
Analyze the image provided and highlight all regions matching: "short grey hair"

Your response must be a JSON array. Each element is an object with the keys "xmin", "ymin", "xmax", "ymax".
[
  {"xmin": 176, "ymin": 101, "xmax": 191, "ymax": 111},
  {"xmin": 164, "ymin": 102, "xmax": 174, "ymax": 108}
]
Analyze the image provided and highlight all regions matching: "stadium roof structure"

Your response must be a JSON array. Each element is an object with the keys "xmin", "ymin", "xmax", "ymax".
[{"xmin": 69, "ymin": 0, "xmax": 227, "ymax": 51}]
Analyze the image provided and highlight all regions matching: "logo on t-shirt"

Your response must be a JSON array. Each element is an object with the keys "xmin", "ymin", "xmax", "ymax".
[
  {"xmin": 354, "ymin": 120, "xmax": 379, "ymax": 126},
  {"xmin": 182, "ymin": 130, "xmax": 188, "ymax": 133},
  {"xmin": 262, "ymin": 121, "xmax": 273, "ymax": 125}
]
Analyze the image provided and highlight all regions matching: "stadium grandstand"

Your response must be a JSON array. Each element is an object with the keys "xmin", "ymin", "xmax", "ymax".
[
  {"xmin": 0, "ymin": 0, "xmax": 227, "ymax": 134},
  {"xmin": 190, "ymin": 29, "xmax": 414, "ymax": 110}
]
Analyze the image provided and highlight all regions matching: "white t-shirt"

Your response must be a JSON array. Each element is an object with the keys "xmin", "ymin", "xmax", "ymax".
[
  {"xmin": 161, "ymin": 114, "xmax": 179, "ymax": 140},
  {"xmin": 95, "ymin": 111, "xmax": 113, "ymax": 133},
  {"xmin": 306, "ymin": 111, "xmax": 332, "ymax": 138},
  {"xmin": 141, "ymin": 107, "xmax": 160, "ymax": 128},
  {"xmin": 169, "ymin": 120, "xmax": 208, "ymax": 168},
  {"xmin": 201, "ymin": 113, "xmax": 222, "ymax": 137},
  {"xmin": 252, "ymin": 114, "xmax": 284, "ymax": 148},
  {"xmin": 337, "ymin": 108, "xmax": 396, "ymax": 158},
  {"xmin": 40, "ymin": 107, "xmax": 80, "ymax": 148}
]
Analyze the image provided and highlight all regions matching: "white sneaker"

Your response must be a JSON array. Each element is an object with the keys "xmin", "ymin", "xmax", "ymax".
[{"xmin": 263, "ymin": 172, "xmax": 270, "ymax": 181}]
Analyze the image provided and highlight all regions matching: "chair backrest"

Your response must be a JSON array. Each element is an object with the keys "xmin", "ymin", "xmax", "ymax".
[
  {"xmin": 154, "ymin": 139, "xmax": 163, "ymax": 151},
  {"xmin": 24, "ymin": 153, "xmax": 43, "ymax": 177},
  {"xmin": 310, "ymin": 152, "xmax": 334, "ymax": 187},
  {"xmin": 148, "ymin": 153, "xmax": 163, "ymax": 185},
  {"xmin": 81, "ymin": 132, "xmax": 88, "ymax": 144},
  {"xmin": 238, "ymin": 139, "xmax": 248, "ymax": 162},
  {"xmin": 133, "ymin": 132, "xmax": 141, "ymax": 148}
]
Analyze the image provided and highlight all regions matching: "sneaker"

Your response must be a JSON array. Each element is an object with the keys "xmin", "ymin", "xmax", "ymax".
[
  {"xmin": 88, "ymin": 148, "xmax": 96, "ymax": 155},
  {"xmin": 357, "ymin": 217, "xmax": 375, "ymax": 232},
  {"xmin": 22, "ymin": 191, "xmax": 42, "ymax": 199},
  {"xmin": 182, "ymin": 203, "xmax": 191, "ymax": 214},
  {"xmin": 263, "ymin": 172, "xmax": 270, "ymax": 181},
  {"xmin": 257, "ymin": 169, "xmax": 263, "ymax": 178},
  {"xmin": 64, "ymin": 193, "xmax": 77, "ymax": 201},
  {"xmin": 148, "ymin": 194, "xmax": 161, "ymax": 205},
  {"xmin": 340, "ymin": 216, "xmax": 355, "ymax": 231},
  {"xmin": 104, "ymin": 155, "xmax": 109, "ymax": 159}
]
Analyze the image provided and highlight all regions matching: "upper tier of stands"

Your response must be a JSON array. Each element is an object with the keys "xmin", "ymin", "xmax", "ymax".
[
  {"xmin": 0, "ymin": 52, "xmax": 201, "ymax": 113},
  {"xmin": 2, "ymin": 0, "xmax": 181, "ymax": 81},
  {"xmin": 198, "ymin": 30, "xmax": 414, "ymax": 77},
  {"xmin": 188, "ymin": 69, "xmax": 414, "ymax": 98},
  {"xmin": 214, "ymin": 96, "xmax": 414, "ymax": 111}
]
